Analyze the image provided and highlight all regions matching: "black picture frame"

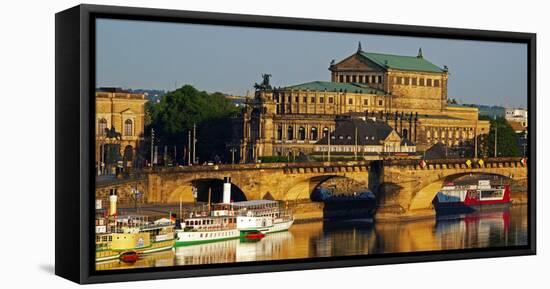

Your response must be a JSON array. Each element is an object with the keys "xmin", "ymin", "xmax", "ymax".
[{"xmin": 55, "ymin": 4, "xmax": 536, "ymax": 284}]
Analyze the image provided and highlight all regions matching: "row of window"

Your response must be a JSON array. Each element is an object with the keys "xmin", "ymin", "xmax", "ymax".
[
  {"xmin": 426, "ymin": 130, "xmax": 474, "ymax": 138},
  {"xmin": 97, "ymin": 118, "xmax": 134, "ymax": 136},
  {"xmin": 96, "ymin": 235, "xmax": 113, "ymax": 242},
  {"xmin": 426, "ymin": 127, "xmax": 475, "ymax": 131},
  {"xmin": 186, "ymin": 218, "xmax": 236, "ymax": 226},
  {"xmin": 276, "ymin": 95, "xmax": 335, "ymax": 104},
  {"xmin": 275, "ymin": 95, "xmax": 385, "ymax": 106},
  {"xmin": 328, "ymin": 135, "xmax": 378, "ymax": 141},
  {"xmin": 314, "ymin": 145, "xmax": 415, "ymax": 153},
  {"xmin": 427, "ymin": 139, "xmax": 462, "ymax": 146},
  {"xmin": 276, "ymin": 126, "xmax": 330, "ymax": 141},
  {"xmin": 394, "ymin": 76, "xmax": 440, "ymax": 87},
  {"xmin": 198, "ymin": 231, "xmax": 234, "ymax": 239},
  {"xmin": 338, "ymin": 74, "xmax": 383, "ymax": 84}
]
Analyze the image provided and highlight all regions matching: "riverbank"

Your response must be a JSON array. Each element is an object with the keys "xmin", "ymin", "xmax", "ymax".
[{"xmin": 111, "ymin": 195, "xmax": 528, "ymax": 225}]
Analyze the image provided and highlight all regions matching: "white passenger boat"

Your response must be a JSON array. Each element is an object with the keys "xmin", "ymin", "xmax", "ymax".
[
  {"xmin": 233, "ymin": 200, "xmax": 294, "ymax": 234},
  {"xmin": 175, "ymin": 177, "xmax": 294, "ymax": 246},
  {"xmin": 175, "ymin": 212, "xmax": 240, "ymax": 246}
]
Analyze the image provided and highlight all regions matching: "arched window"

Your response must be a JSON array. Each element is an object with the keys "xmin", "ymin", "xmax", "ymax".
[
  {"xmin": 287, "ymin": 126, "xmax": 294, "ymax": 140},
  {"xmin": 402, "ymin": 129, "xmax": 408, "ymax": 140},
  {"xmin": 323, "ymin": 127, "xmax": 329, "ymax": 139},
  {"xmin": 98, "ymin": 118, "xmax": 107, "ymax": 136},
  {"xmin": 298, "ymin": 127, "xmax": 306, "ymax": 140},
  {"xmin": 277, "ymin": 125, "xmax": 283, "ymax": 140},
  {"xmin": 310, "ymin": 127, "xmax": 318, "ymax": 140},
  {"xmin": 123, "ymin": 145, "xmax": 134, "ymax": 164},
  {"xmin": 124, "ymin": 119, "xmax": 133, "ymax": 136}
]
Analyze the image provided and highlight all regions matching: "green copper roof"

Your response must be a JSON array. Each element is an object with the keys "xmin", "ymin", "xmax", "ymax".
[
  {"xmin": 359, "ymin": 51, "xmax": 445, "ymax": 73},
  {"xmin": 284, "ymin": 81, "xmax": 385, "ymax": 94}
]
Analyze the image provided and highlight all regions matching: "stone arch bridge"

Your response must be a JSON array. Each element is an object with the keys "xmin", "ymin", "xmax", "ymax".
[{"xmin": 96, "ymin": 157, "xmax": 527, "ymax": 218}]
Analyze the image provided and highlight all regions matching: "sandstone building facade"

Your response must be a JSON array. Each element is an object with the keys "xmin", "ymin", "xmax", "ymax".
[
  {"xmin": 240, "ymin": 44, "xmax": 490, "ymax": 162},
  {"xmin": 95, "ymin": 88, "xmax": 147, "ymax": 172}
]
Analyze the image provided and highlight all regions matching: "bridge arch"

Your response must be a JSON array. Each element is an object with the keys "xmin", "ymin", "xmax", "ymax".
[
  {"xmin": 408, "ymin": 172, "xmax": 514, "ymax": 211},
  {"xmin": 283, "ymin": 174, "xmax": 369, "ymax": 202},
  {"xmin": 166, "ymin": 178, "xmax": 247, "ymax": 203}
]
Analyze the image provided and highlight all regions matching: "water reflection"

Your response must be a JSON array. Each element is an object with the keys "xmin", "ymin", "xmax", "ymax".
[
  {"xmin": 174, "ymin": 231, "xmax": 293, "ymax": 264},
  {"xmin": 98, "ymin": 205, "xmax": 527, "ymax": 270}
]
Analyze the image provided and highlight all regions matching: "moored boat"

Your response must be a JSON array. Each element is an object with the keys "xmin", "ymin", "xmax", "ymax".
[
  {"xmin": 95, "ymin": 189, "xmax": 176, "ymax": 263},
  {"xmin": 233, "ymin": 200, "xmax": 294, "ymax": 234},
  {"xmin": 175, "ymin": 177, "xmax": 294, "ymax": 246},
  {"xmin": 433, "ymin": 180, "xmax": 511, "ymax": 214},
  {"xmin": 96, "ymin": 216, "xmax": 176, "ymax": 263},
  {"xmin": 175, "ymin": 213, "xmax": 240, "ymax": 246}
]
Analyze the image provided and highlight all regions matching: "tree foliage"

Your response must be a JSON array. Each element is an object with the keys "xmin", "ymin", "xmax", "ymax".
[
  {"xmin": 480, "ymin": 116, "xmax": 520, "ymax": 157},
  {"xmin": 145, "ymin": 85, "xmax": 240, "ymax": 163}
]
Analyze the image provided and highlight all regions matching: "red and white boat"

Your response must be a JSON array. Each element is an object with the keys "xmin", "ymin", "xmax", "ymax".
[{"xmin": 433, "ymin": 180, "xmax": 510, "ymax": 213}]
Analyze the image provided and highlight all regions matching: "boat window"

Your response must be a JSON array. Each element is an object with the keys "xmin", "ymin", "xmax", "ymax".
[{"xmin": 481, "ymin": 190, "xmax": 503, "ymax": 199}]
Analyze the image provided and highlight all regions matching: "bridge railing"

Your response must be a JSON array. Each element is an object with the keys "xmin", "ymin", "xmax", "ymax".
[
  {"xmin": 139, "ymin": 160, "xmax": 375, "ymax": 174},
  {"xmin": 121, "ymin": 157, "xmax": 525, "ymax": 176},
  {"xmin": 384, "ymin": 157, "xmax": 525, "ymax": 167}
]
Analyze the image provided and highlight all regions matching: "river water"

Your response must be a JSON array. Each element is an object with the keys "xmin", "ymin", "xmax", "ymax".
[{"xmin": 96, "ymin": 205, "xmax": 528, "ymax": 270}]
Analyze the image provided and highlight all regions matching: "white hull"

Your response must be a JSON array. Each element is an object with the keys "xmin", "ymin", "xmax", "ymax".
[
  {"xmin": 175, "ymin": 228, "xmax": 240, "ymax": 246},
  {"xmin": 267, "ymin": 219, "xmax": 294, "ymax": 233},
  {"xmin": 240, "ymin": 219, "xmax": 294, "ymax": 234}
]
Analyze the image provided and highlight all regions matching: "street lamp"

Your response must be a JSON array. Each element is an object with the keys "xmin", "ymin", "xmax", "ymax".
[
  {"xmin": 229, "ymin": 147, "xmax": 237, "ymax": 164},
  {"xmin": 97, "ymin": 137, "xmax": 104, "ymax": 176},
  {"xmin": 104, "ymin": 135, "xmax": 117, "ymax": 175},
  {"xmin": 150, "ymin": 128, "xmax": 155, "ymax": 167}
]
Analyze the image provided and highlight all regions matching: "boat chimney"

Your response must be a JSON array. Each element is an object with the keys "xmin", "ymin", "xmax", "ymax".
[
  {"xmin": 223, "ymin": 176, "xmax": 232, "ymax": 204},
  {"xmin": 109, "ymin": 188, "xmax": 118, "ymax": 216}
]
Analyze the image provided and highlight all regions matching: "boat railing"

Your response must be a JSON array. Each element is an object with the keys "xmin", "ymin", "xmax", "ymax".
[
  {"xmin": 140, "ymin": 223, "xmax": 173, "ymax": 231},
  {"xmin": 443, "ymin": 184, "xmax": 506, "ymax": 191},
  {"xmin": 181, "ymin": 224, "xmax": 237, "ymax": 232},
  {"xmin": 235, "ymin": 207, "xmax": 293, "ymax": 219}
]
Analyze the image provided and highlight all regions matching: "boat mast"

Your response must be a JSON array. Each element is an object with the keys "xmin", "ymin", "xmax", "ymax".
[
  {"xmin": 494, "ymin": 115, "xmax": 498, "ymax": 158},
  {"xmin": 208, "ymin": 187, "xmax": 212, "ymax": 212},
  {"xmin": 179, "ymin": 196, "xmax": 183, "ymax": 220}
]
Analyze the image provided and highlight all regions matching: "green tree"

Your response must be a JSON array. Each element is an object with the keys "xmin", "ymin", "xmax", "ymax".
[
  {"xmin": 146, "ymin": 85, "xmax": 240, "ymax": 163},
  {"xmin": 480, "ymin": 116, "xmax": 520, "ymax": 157}
]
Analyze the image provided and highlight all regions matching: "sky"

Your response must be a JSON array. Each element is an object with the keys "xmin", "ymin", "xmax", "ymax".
[{"xmin": 96, "ymin": 18, "xmax": 527, "ymax": 108}]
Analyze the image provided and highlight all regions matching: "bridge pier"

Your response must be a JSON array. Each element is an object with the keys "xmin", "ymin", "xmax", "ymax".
[
  {"xmin": 375, "ymin": 205, "xmax": 436, "ymax": 222},
  {"xmin": 290, "ymin": 200, "xmax": 325, "ymax": 223},
  {"xmin": 375, "ymin": 181, "xmax": 437, "ymax": 222}
]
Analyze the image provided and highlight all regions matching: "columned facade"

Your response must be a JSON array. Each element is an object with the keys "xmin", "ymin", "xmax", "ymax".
[{"xmin": 239, "ymin": 45, "xmax": 490, "ymax": 162}]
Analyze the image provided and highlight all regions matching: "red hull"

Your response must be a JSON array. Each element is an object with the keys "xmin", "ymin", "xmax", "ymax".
[
  {"xmin": 120, "ymin": 251, "xmax": 139, "ymax": 263},
  {"xmin": 434, "ymin": 185, "xmax": 511, "ymax": 213},
  {"xmin": 244, "ymin": 232, "xmax": 266, "ymax": 240},
  {"xmin": 463, "ymin": 185, "xmax": 511, "ymax": 206}
]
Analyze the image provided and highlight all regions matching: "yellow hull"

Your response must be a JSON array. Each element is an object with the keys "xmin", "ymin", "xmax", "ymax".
[{"xmin": 96, "ymin": 239, "xmax": 175, "ymax": 263}]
